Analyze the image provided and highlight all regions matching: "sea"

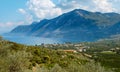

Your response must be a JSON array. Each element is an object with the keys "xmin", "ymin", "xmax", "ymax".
[
  {"xmin": 2, "ymin": 35, "xmax": 62, "ymax": 45},
  {"xmin": 1, "ymin": 34, "xmax": 85, "ymax": 45}
]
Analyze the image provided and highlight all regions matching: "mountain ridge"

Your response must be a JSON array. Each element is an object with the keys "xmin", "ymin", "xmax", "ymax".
[{"xmin": 10, "ymin": 9, "xmax": 120, "ymax": 42}]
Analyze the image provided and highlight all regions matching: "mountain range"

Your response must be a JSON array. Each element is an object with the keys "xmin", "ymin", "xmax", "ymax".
[{"xmin": 10, "ymin": 9, "xmax": 120, "ymax": 42}]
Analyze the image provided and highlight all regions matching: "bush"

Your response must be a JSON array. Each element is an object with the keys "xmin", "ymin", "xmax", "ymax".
[
  {"xmin": 66, "ymin": 61, "xmax": 113, "ymax": 72},
  {"xmin": 50, "ymin": 64, "xmax": 65, "ymax": 72},
  {"xmin": 0, "ymin": 50, "xmax": 31, "ymax": 72},
  {"xmin": 0, "ymin": 36, "xmax": 2, "ymax": 41}
]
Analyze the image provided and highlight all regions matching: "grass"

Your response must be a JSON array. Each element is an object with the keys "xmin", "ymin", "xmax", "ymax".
[
  {"xmin": 94, "ymin": 53, "xmax": 120, "ymax": 72},
  {"xmin": 101, "ymin": 51, "xmax": 116, "ymax": 54}
]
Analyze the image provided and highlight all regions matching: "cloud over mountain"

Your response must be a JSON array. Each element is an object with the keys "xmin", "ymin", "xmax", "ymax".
[
  {"xmin": 26, "ymin": 0, "xmax": 62, "ymax": 19},
  {"xmin": 20, "ymin": 0, "xmax": 119, "ymax": 21},
  {"xmin": 57, "ymin": 0, "xmax": 116, "ymax": 12},
  {"xmin": 93, "ymin": 0, "xmax": 116, "ymax": 12}
]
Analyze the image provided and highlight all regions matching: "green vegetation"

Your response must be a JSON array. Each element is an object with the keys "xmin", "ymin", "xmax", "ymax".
[
  {"xmin": 0, "ymin": 36, "xmax": 2, "ymax": 40},
  {"xmin": 85, "ymin": 40, "xmax": 120, "ymax": 72},
  {"xmin": 0, "ymin": 38, "xmax": 113, "ymax": 72},
  {"xmin": 93, "ymin": 53, "xmax": 120, "ymax": 72}
]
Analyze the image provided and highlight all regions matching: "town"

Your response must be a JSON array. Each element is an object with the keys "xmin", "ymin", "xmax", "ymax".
[{"xmin": 39, "ymin": 42, "xmax": 90, "ymax": 53}]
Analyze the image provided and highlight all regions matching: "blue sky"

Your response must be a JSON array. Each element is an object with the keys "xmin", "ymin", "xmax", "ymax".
[
  {"xmin": 0, "ymin": 0, "xmax": 120, "ymax": 33},
  {"xmin": 0, "ymin": 0, "xmax": 27, "ymax": 22},
  {"xmin": 0, "ymin": 0, "xmax": 27, "ymax": 33}
]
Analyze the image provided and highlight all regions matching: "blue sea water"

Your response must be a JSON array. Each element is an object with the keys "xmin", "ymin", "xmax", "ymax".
[
  {"xmin": 1, "ymin": 33, "xmax": 86, "ymax": 45},
  {"xmin": 2, "ymin": 35, "xmax": 62, "ymax": 45}
]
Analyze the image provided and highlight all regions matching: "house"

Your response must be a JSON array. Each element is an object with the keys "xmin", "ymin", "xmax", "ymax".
[
  {"xmin": 110, "ymin": 47, "xmax": 120, "ymax": 52},
  {"xmin": 78, "ymin": 48, "xmax": 86, "ymax": 52},
  {"xmin": 63, "ymin": 50, "xmax": 77, "ymax": 53}
]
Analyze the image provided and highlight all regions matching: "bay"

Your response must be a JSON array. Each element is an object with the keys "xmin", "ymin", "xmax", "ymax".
[{"xmin": 2, "ymin": 35, "xmax": 62, "ymax": 45}]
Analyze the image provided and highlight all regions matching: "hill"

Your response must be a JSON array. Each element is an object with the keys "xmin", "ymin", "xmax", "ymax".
[{"xmin": 0, "ymin": 37, "xmax": 112, "ymax": 72}]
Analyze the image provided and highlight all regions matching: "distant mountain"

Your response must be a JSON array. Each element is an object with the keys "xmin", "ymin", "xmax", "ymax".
[{"xmin": 10, "ymin": 9, "xmax": 120, "ymax": 42}]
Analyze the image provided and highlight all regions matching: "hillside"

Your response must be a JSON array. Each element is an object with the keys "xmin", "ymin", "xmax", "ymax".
[
  {"xmin": 0, "ymin": 37, "xmax": 112, "ymax": 72},
  {"xmin": 84, "ymin": 39, "xmax": 120, "ymax": 72},
  {"xmin": 10, "ymin": 9, "xmax": 120, "ymax": 42}
]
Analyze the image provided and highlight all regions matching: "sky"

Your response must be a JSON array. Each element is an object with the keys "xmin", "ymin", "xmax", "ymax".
[{"xmin": 0, "ymin": 0, "xmax": 120, "ymax": 33}]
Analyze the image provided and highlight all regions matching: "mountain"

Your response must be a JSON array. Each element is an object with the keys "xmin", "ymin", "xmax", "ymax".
[{"xmin": 10, "ymin": 9, "xmax": 120, "ymax": 42}]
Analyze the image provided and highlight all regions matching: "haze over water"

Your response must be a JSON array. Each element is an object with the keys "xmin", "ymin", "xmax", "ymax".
[{"xmin": 2, "ymin": 35, "xmax": 62, "ymax": 45}]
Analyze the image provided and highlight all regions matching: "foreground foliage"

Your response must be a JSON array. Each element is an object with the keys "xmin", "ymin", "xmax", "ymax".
[{"xmin": 0, "ymin": 39, "xmax": 113, "ymax": 72}]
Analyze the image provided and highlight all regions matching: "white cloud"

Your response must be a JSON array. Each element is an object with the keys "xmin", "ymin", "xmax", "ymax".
[
  {"xmin": 26, "ymin": 0, "xmax": 62, "ymax": 19},
  {"xmin": 93, "ymin": 0, "xmax": 116, "ymax": 12},
  {"xmin": 18, "ymin": 0, "xmax": 119, "ymax": 22},
  {"xmin": 18, "ymin": 8, "xmax": 33, "ymax": 24},
  {"xmin": 18, "ymin": 8, "xmax": 26, "ymax": 14},
  {"xmin": 57, "ymin": 0, "xmax": 117, "ymax": 13},
  {"xmin": 0, "ymin": 21, "xmax": 25, "ymax": 33},
  {"xmin": 57, "ymin": 0, "xmax": 89, "ymax": 12},
  {"xmin": 26, "ymin": 14, "xmax": 33, "ymax": 24},
  {"xmin": 0, "ymin": 21, "xmax": 24, "ymax": 28}
]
